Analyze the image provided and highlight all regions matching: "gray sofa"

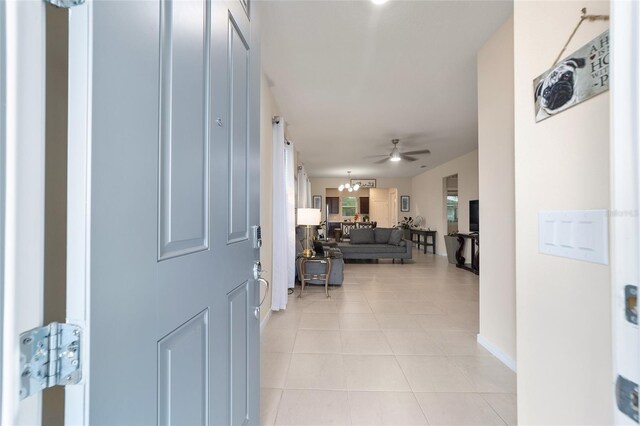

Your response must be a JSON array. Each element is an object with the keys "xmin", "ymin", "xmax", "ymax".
[{"xmin": 336, "ymin": 227, "xmax": 412, "ymax": 262}]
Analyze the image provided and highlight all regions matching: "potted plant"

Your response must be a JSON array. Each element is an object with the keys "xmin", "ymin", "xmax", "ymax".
[
  {"xmin": 444, "ymin": 231, "xmax": 459, "ymax": 264},
  {"xmin": 396, "ymin": 217, "xmax": 414, "ymax": 240}
]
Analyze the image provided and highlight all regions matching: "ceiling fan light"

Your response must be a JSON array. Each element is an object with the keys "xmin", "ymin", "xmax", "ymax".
[
  {"xmin": 338, "ymin": 184, "xmax": 345, "ymax": 191},
  {"xmin": 348, "ymin": 187, "xmax": 353, "ymax": 192},
  {"xmin": 345, "ymin": 182, "xmax": 351, "ymax": 189},
  {"xmin": 353, "ymin": 184, "xmax": 360, "ymax": 191}
]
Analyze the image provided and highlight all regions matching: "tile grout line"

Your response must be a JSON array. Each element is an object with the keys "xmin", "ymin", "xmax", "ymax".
[{"xmin": 478, "ymin": 392, "xmax": 512, "ymax": 426}]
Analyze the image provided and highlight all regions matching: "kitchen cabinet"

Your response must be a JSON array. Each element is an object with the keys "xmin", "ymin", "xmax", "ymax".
[
  {"xmin": 360, "ymin": 197, "xmax": 369, "ymax": 215},
  {"xmin": 327, "ymin": 197, "xmax": 339, "ymax": 214}
]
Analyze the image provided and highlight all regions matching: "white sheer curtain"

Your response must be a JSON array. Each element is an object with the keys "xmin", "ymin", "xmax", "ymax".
[
  {"xmin": 297, "ymin": 166, "xmax": 312, "ymax": 208},
  {"xmin": 271, "ymin": 119, "xmax": 296, "ymax": 311}
]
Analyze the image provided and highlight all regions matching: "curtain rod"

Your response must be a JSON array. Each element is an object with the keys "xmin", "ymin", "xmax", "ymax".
[{"xmin": 273, "ymin": 115, "xmax": 291, "ymax": 145}]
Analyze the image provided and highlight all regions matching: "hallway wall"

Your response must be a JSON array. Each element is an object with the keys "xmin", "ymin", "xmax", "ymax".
[
  {"xmin": 514, "ymin": 1, "xmax": 612, "ymax": 423},
  {"xmin": 477, "ymin": 17, "xmax": 516, "ymax": 368},
  {"xmin": 260, "ymin": 71, "xmax": 280, "ymax": 321},
  {"xmin": 410, "ymin": 150, "xmax": 479, "ymax": 256}
]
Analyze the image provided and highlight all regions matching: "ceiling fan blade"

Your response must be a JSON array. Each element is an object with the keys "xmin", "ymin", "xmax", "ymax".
[
  {"xmin": 400, "ymin": 154, "xmax": 418, "ymax": 162},
  {"xmin": 374, "ymin": 157, "xmax": 390, "ymax": 164},
  {"xmin": 363, "ymin": 154, "xmax": 391, "ymax": 159},
  {"xmin": 402, "ymin": 149, "xmax": 431, "ymax": 156}
]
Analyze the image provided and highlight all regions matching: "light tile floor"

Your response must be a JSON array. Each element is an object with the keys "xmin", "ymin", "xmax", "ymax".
[{"xmin": 261, "ymin": 249, "xmax": 517, "ymax": 426}]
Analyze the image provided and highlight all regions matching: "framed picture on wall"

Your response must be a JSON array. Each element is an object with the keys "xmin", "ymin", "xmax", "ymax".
[
  {"xmin": 400, "ymin": 195, "xmax": 410, "ymax": 212},
  {"xmin": 350, "ymin": 178, "xmax": 376, "ymax": 188},
  {"xmin": 313, "ymin": 195, "xmax": 322, "ymax": 210}
]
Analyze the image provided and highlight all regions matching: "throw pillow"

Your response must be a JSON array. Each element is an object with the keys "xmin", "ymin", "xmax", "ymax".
[
  {"xmin": 388, "ymin": 228, "xmax": 403, "ymax": 245},
  {"xmin": 374, "ymin": 228, "xmax": 393, "ymax": 244},
  {"xmin": 350, "ymin": 228, "xmax": 375, "ymax": 244}
]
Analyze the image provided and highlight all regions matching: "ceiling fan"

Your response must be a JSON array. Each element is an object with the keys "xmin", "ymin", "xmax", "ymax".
[{"xmin": 367, "ymin": 139, "xmax": 431, "ymax": 163}]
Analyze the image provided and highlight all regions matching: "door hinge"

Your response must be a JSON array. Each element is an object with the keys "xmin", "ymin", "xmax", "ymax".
[
  {"xmin": 616, "ymin": 375, "xmax": 639, "ymax": 422},
  {"xmin": 44, "ymin": 0, "xmax": 85, "ymax": 9},
  {"xmin": 19, "ymin": 322, "xmax": 82, "ymax": 400}
]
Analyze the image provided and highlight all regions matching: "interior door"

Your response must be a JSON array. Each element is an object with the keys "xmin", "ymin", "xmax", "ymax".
[
  {"xmin": 388, "ymin": 188, "xmax": 398, "ymax": 226},
  {"xmin": 66, "ymin": 0, "xmax": 260, "ymax": 424}
]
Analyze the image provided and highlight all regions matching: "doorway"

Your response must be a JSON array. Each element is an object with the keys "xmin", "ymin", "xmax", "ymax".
[
  {"xmin": 444, "ymin": 174, "xmax": 459, "ymax": 234},
  {"xmin": 389, "ymin": 188, "xmax": 398, "ymax": 227}
]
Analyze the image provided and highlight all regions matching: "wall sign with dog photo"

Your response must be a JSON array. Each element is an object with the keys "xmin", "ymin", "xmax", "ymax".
[{"xmin": 534, "ymin": 30, "xmax": 609, "ymax": 122}]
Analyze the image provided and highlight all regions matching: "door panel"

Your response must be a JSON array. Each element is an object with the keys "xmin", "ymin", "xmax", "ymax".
[
  {"xmin": 158, "ymin": 310, "xmax": 209, "ymax": 425},
  {"xmin": 68, "ymin": 0, "xmax": 260, "ymax": 423},
  {"xmin": 228, "ymin": 17, "xmax": 249, "ymax": 243},
  {"xmin": 158, "ymin": 0, "xmax": 210, "ymax": 260},
  {"xmin": 228, "ymin": 282, "xmax": 250, "ymax": 425},
  {"xmin": 372, "ymin": 200, "xmax": 390, "ymax": 228},
  {"xmin": 89, "ymin": 3, "xmax": 161, "ymax": 422}
]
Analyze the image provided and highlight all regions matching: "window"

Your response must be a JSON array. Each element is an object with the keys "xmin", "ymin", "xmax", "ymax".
[
  {"xmin": 447, "ymin": 195, "xmax": 458, "ymax": 223},
  {"xmin": 341, "ymin": 196, "xmax": 357, "ymax": 217}
]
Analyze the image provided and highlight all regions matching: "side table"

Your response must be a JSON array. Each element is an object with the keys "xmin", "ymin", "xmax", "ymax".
[{"xmin": 298, "ymin": 255, "xmax": 333, "ymax": 299}]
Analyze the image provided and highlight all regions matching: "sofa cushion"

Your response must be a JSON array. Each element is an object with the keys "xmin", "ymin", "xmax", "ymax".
[
  {"xmin": 388, "ymin": 228, "xmax": 403, "ymax": 245},
  {"xmin": 350, "ymin": 228, "xmax": 375, "ymax": 244},
  {"xmin": 337, "ymin": 243, "xmax": 406, "ymax": 254},
  {"xmin": 374, "ymin": 228, "xmax": 393, "ymax": 244}
]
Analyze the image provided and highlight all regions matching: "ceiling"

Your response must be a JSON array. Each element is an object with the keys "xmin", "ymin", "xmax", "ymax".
[{"xmin": 259, "ymin": 0, "xmax": 513, "ymax": 178}]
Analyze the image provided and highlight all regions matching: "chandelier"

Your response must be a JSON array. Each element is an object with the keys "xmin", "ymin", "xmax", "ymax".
[{"xmin": 338, "ymin": 171, "xmax": 360, "ymax": 192}]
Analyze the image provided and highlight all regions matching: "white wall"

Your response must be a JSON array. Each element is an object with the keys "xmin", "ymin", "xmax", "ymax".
[
  {"xmin": 514, "ymin": 1, "xmax": 612, "ymax": 423},
  {"xmin": 477, "ymin": 17, "xmax": 516, "ymax": 367},
  {"xmin": 310, "ymin": 177, "xmax": 412, "ymax": 225},
  {"xmin": 411, "ymin": 150, "xmax": 479, "ymax": 256},
  {"xmin": 259, "ymin": 72, "xmax": 279, "ymax": 321}
]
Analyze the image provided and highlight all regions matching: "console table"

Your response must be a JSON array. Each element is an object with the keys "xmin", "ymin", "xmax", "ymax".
[
  {"xmin": 456, "ymin": 233, "xmax": 479, "ymax": 275},
  {"xmin": 410, "ymin": 229, "xmax": 437, "ymax": 254}
]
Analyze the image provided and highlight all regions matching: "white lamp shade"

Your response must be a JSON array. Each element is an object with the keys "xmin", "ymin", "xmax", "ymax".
[{"xmin": 297, "ymin": 208, "xmax": 321, "ymax": 226}]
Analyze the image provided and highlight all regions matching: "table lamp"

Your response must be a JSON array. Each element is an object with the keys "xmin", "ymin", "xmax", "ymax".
[{"xmin": 297, "ymin": 208, "xmax": 321, "ymax": 258}]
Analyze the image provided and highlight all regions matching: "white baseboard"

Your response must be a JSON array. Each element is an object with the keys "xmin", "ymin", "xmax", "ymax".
[
  {"xmin": 260, "ymin": 308, "xmax": 272, "ymax": 333},
  {"xmin": 477, "ymin": 334, "xmax": 517, "ymax": 372}
]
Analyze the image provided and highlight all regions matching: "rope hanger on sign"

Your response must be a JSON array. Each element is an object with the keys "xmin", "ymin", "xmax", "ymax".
[{"xmin": 552, "ymin": 8, "xmax": 609, "ymax": 67}]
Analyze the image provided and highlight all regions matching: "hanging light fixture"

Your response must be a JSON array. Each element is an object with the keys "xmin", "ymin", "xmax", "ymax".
[
  {"xmin": 390, "ymin": 145, "xmax": 401, "ymax": 162},
  {"xmin": 338, "ymin": 171, "xmax": 359, "ymax": 192}
]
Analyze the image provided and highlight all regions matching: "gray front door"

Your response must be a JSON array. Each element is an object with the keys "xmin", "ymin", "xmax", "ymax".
[{"xmin": 84, "ymin": 0, "xmax": 259, "ymax": 423}]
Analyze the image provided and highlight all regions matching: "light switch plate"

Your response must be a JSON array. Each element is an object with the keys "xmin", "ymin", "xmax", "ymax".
[{"xmin": 538, "ymin": 209, "xmax": 609, "ymax": 264}]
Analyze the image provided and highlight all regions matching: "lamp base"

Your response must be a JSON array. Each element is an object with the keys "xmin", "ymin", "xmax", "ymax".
[{"xmin": 302, "ymin": 248, "xmax": 314, "ymax": 258}]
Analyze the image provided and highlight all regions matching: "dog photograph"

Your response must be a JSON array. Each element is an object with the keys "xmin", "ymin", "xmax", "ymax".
[{"xmin": 533, "ymin": 30, "xmax": 609, "ymax": 122}]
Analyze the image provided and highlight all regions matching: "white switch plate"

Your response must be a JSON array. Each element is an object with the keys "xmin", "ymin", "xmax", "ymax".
[{"xmin": 538, "ymin": 209, "xmax": 609, "ymax": 264}]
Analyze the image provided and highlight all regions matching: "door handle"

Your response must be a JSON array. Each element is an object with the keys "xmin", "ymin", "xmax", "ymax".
[{"xmin": 257, "ymin": 278, "xmax": 269, "ymax": 307}]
